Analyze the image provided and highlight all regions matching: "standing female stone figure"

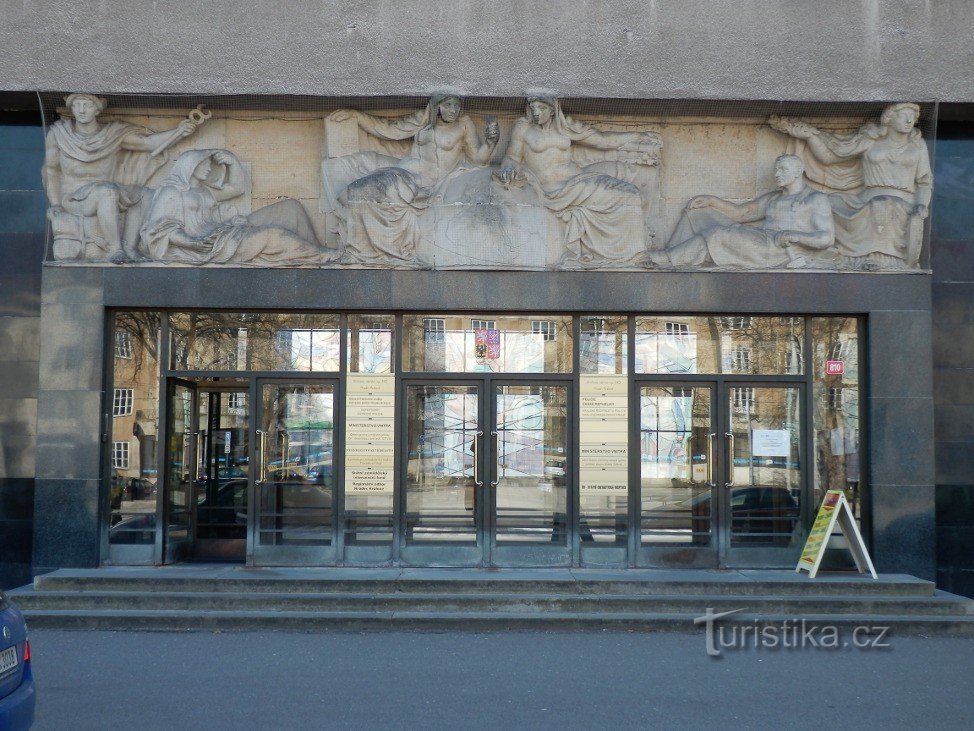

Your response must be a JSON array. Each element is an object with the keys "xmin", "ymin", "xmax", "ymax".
[
  {"xmin": 769, "ymin": 103, "xmax": 932, "ymax": 268},
  {"xmin": 496, "ymin": 97, "xmax": 660, "ymax": 269},
  {"xmin": 322, "ymin": 95, "xmax": 500, "ymax": 268}
]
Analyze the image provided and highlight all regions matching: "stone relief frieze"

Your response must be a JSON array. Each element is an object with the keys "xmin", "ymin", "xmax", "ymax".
[
  {"xmin": 42, "ymin": 94, "xmax": 932, "ymax": 272},
  {"xmin": 768, "ymin": 103, "xmax": 931, "ymax": 270},
  {"xmin": 43, "ymin": 94, "xmax": 208, "ymax": 263},
  {"xmin": 647, "ymin": 155, "xmax": 834, "ymax": 270}
]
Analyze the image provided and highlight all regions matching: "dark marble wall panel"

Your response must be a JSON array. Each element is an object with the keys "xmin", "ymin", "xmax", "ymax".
[
  {"xmin": 31, "ymin": 478, "xmax": 100, "ymax": 570},
  {"xmin": 0, "ymin": 112, "xmax": 45, "ymax": 585},
  {"xmin": 931, "ymin": 120, "xmax": 974, "ymax": 597}
]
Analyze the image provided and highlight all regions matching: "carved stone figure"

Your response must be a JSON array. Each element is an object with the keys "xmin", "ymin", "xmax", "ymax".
[
  {"xmin": 495, "ymin": 97, "xmax": 661, "ymax": 269},
  {"xmin": 43, "ymin": 94, "xmax": 207, "ymax": 263},
  {"xmin": 769, "ymin": 103, "xmax": 931, "ymax": 269},
  {"xmin": 647, "ymin": 155, "xmax": 834, "ymax": 269},
  {"xmin": 139, "ymin": 149, "xmax": 336, "ymax": 266},
  {"xmin": 321, "ymin": 94, "xmax": 500, "ymax": 268}
]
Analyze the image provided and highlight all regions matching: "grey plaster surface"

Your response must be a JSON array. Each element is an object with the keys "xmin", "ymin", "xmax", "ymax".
[
  {"xmin": 26, "ymin": 629, "xmax": 974, "ymax": 730},
  {"xmin": 3, "ymin": 1, "xmax": 974, "ymax": 101}
]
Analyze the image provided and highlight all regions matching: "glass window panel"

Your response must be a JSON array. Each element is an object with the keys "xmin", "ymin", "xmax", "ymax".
[
  {"xmin": 635, "ymin": 316, "xmax": 804, "ymax": 375},
  {"xmin": 640, "ymin": 386, "xmax": 713, "ymax": 546},
  {"xmin": 109, "ymin": 312, "xmax": 161, "ymax": 546},
  {"xmin": 169, "ymin": 313, "xmax": 340, "ymax": 372},
  {"xmin": 728, "ymin": 386, "xmax": 802, "ymax": 547},
  {"xmin": 347, "ymin": 314, "xmax": 394, "ymax": 373},
  {"xmin": 195, "ymin": 390, "xmax": 249, "ymax": 541},
  {"xmin": 495, "ymin": 385, "xmax": 569, "ymax": 545},
  {"xmin": 811, "ymin": 317, "xmax": 861, "ymax": 522},
  {"xmin": 403, "ymin": 315, "xmax": 572, "ymax": 373},
  {"xmin": 404, "ymin": 385, "xmax": 479, "ymax": 545},
  {"xmin": 258, "ymin": 384, "xmax": 335, "ymax": 546},
  {"xmin": 579, "ymin": 315, "xmax": 628, "ymax": 375}
]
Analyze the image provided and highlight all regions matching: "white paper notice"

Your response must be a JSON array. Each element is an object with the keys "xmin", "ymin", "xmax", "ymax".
[
  {"xmin": 344, "ymin": 374, "xmax": 396, "ymax": 494},
  {"xmin": 751, "ymin": 429, "xmax": 791, "ymax": 457},
  {"xmin": 578, "ymin": 374, "xmax": 629, "ymax": 497}
]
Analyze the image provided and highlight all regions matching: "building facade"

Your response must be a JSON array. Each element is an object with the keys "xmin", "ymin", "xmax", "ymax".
[{"xmin": 0, "ymin": 1, "xmax": 972, "ymax": 593}]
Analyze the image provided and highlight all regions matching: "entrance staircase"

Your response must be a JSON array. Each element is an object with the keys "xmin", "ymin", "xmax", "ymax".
[{"xmin": 9, "ymin": 567, "xmax": 974, "ymax": 634}]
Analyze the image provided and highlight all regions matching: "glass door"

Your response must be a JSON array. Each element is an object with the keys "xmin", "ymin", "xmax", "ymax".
[
  {"xmin": 489, "ymin": 382, "xmax": 571, "ymax": 567},
  {"xmin": 252, "ymin": 380, "xmax": 339, "ymax": 565},
  {"xmin": 162, "ymin": 379, "xmax": 196, "ymax": 562},
  {"xmin": 401, "ymin": 382, "xmax": 484, "ymax": 566},
  {"xmin": 720, "ymin": 384, "xmax": 806, "ymax": 567},
  {"xmin": 191, "ymin": 388, "xmax": 249, "ymax": 561},
  {"xmin": 635, "ymin": 383, "xmax": 718, "ymax": 568}
]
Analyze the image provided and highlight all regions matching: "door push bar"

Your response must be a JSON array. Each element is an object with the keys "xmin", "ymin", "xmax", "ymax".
[
  {"xmin": 724, "ymin": 432, "xmax": 735, "ymax": 488},
  {"xmin": 706, "ymin": 432, "xmax": 717, "ymax": 489},
  {"xmin": 489, "ymin": 430, "xmax": 499, "ymax": 488},
  {"xmin": 473, "ymin": 430, "xmax": 484, "ymax": 487}
]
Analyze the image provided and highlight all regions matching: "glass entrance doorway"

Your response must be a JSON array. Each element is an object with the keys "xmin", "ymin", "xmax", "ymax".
[
  {"xmin": 637, "ymin": 383, "xmax": 806, "ymax": 568},
  {"xmin": 401, "ymin": 380, "xmax": 571, "ymax": 567},
  {"xmin": 163, "ymin": 380, "xmax": 250, "ymax": 562},
  {"xmin": 113, "ymin": 310, "xmax": 860, "ymax": 570}
]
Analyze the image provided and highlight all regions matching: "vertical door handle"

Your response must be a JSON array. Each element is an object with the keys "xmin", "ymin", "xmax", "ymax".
[
  {"xmin": 706, "ymin": 432, "xmax": 716, "ymax": 488},
  {"xmin": 256, "ymin": 429, "xmax": 266, "ymax": 484},
  {"xmin": 473, "ymin": 430, "xmax": 484, "ymax": 487},
  {"xmin": 489, "ymin": 430, "xmax": 498, "ymax": 487},
  {"xmin": 724, "ymin": 432, "xmax": 735, "ymax": 488}
]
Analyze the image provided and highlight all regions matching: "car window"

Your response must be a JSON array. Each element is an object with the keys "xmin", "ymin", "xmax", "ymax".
[{"xmin": 0, "ymin": 590, "xmax": 8, "ymax": 610}]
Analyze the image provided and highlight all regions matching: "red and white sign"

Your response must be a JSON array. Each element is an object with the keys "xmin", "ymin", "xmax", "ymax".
[{"xmin": 825, "ymin": 360, "xmax": 845, "ymax": 376}]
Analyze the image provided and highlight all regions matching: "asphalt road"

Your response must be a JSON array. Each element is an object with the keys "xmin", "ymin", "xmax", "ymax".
[{"xmin": 26, "ymin": 629, "xmax": 974, "ymax": 730}]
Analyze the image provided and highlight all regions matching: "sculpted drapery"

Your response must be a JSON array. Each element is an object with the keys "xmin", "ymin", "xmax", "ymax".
[
  {"xmin": 770, "ymin": 103, "xmax": 932, "ymax": 268},
  {"xmin": 140, "ymin": 149, "xmax": 333, "ymax": 266},
  {"xmin": 321, "ymin": 94, "xmax": 499, "ymax": 268}
]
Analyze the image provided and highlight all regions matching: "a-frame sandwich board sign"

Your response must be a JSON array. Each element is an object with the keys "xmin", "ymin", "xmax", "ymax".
[{"xmin": 797, "ymin": 489, "xmax": 878, "ymax": 579}]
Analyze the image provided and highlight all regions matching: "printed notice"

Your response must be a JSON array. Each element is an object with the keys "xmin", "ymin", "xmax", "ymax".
[
  {"xmin": 579, "ymin": 374, "xmax": 629, "ymax": 497},
  {"xmin": 345, "ymin": 374, "xmax": 396, "ymax": 494},
  {"xmin": 751, "ymin": 429, "xmax": 791, "ymax": 458}
]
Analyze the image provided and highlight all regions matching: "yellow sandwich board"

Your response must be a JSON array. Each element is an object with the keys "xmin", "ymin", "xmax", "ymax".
[{"xmin": 797, "ymin": 489, "xmax": 877, "ymax": 579}]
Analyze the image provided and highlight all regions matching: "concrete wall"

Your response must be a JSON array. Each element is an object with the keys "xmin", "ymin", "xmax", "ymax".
[{"xmin": 2, "ymin": 1, "xmax": 973, "ymax": 101}]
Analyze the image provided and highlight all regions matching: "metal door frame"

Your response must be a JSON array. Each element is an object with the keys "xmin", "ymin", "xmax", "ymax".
[
  {"xmin": 717, "ymin": 380, "xmax": 810, "ymax": 568},
  {"xmin": 631, "ymin": 379, "xmax": 721, "ymax": 569},
  {"xmin": 397, "ymin": 374, "xmax": 574, "ymax": 567},
  {"xmin": 249, "ymin": 376, "xmax": 343, "ymax": 566},
  {"xmin": 398, "ymin": 377, "xmax": 486, "ymax": 567},
  {"xmin": 161, "ymin": 377, "xmax": 199, "ymax": 563}
]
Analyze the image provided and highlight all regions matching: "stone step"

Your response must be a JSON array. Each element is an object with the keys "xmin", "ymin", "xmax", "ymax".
[
  {"xmin": 11, "ymin": 589, "xmax": 971, "ymax": 617},
  {"xmin": 30, "ymin": 570, "xmax": 937, "ymax": 597},
  {"xmin": 16, "ymin": 608, "xmax": 974, "ymax": 636}
]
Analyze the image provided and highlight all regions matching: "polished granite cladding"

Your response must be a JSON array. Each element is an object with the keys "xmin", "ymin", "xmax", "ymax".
[
  {"xmin": 0, "ymin": 118, "xmax": 44, "ymax": 587},
  {"xmin": 931, "ymin": 121, "xmax": 974, "ymax": 596},
  {"xmin": 32, "ymin": 478, "xmax": 101, "ymax": 571}
]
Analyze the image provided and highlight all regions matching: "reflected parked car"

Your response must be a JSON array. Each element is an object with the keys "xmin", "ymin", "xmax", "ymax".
[
  {"xmin": 646, "ymin": 485, "xmax": 799, "ymax": 545},
  {"xmin": 0, "ymin": 590, "xmax": 35, "ymax": 729}
]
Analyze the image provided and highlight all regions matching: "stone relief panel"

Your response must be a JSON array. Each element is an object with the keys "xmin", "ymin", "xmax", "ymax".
[
  {"xmin": 321, "ymin": 95, "xmax": 662, "ymax": 270},
  {"xmin": 768, "ymin": 103, "xmax": 931, "ymax": 270},
  {"xmin": 42, "ymin": 95, "xmax": 932, "ymax": 272}
]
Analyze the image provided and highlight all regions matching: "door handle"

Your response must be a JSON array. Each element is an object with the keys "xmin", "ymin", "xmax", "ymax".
[
  {"xmin": 489, "ymin": 430, "xmax": 498, "ymax": 487},
  {"xmin": 473, "ymin": 430, "xmax": 484, "ymax": 487},
  {"xmin": 256, "ymin": 429, "xmax": 266, "ymax": 484},
  {"xmin": 706, "ymin": 432, "xmax": 716, "ymax": 488},
  {"xmin": 724, "ymin": 431, "xmax": 735, "ymax": 488}
]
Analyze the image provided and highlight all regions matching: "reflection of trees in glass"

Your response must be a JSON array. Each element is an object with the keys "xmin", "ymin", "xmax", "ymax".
[
  {"xmin": 811, "ymin": 318, "xmax": 861, "ymax": 510},
  {"xmin": 114, "ymin": 311, "xmax": 161, "ymax": 378},
  {"xmin": 169, "ymin": 313, "xmax": 339, "ymax": 371}
]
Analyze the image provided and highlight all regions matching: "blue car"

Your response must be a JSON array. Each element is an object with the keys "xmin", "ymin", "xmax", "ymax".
[{"xmin": 0, "ymin": 590, "xmax": 34, "ymax": 729}]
